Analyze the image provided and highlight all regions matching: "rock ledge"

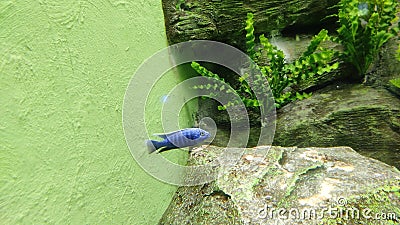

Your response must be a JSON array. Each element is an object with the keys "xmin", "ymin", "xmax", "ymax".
[{"xmin": 159, "ymin": 145, "xmax": 400, "ymax": 225}]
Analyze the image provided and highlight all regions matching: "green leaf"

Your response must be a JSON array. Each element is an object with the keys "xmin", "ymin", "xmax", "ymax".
[
  {"xmin": 217, "ymin": 105, "xmax": 226, "ymax": 110},
  {"xmin": 334, "ymin": 0, "xmax": 398, "ymax": 77},
  {"xmin": 245, "ymin": 13, "xmax": 256, "ymax": 60}
]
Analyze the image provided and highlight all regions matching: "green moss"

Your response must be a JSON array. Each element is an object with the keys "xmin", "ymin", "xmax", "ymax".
[
  {"xmin": 159, "ymin": 184, "xmax": 242, "ymax": 225},
  {"xmin": 323, "ymin": 182, "xmax": 400, "ymax": 224},
  {"xmin": 277, "ymin": 163, "xmax": 323, "ymax": 208}
]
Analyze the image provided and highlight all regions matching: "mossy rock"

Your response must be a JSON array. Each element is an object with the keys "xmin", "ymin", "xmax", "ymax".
[
  {"xmin": 159, "ymin": 146, "xmax": 400, "ymax": 224},
  {"xmin": 273, "ymin": 83, "xmax": 400, "ymax": 168},
  {"xmin": 162, "ymin": 0, "xmax": 339, "ymax": 49},
  {"xmin": 367, "ymin": 38, "xmax": 400, "ymax": 87}
]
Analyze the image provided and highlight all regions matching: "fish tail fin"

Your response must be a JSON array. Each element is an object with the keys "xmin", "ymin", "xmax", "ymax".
[{"xmin": 146, "ymin": 140, "xmax": 162, "ymax": 154}]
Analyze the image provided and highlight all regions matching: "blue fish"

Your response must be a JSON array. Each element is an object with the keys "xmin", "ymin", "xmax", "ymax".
[{"xmin": 146, "ymin": 128, "xmax": 210, "ymax": 153}]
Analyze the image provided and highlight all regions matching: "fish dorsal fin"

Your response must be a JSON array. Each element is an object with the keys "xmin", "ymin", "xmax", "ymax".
[{"xmin": 153, "ymin": 129, "xmax": 186, "ymax": 138}]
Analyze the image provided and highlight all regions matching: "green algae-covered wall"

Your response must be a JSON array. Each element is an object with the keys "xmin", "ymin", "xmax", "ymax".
[{"xmin": 0, "ymin": 0, "xmax": 189, "ymax": 224}]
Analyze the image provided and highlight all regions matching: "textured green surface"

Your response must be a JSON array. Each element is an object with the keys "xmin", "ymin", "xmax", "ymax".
[{"xmin": 0, "ymin": 0, "xmax": 188, "ymax": 224}]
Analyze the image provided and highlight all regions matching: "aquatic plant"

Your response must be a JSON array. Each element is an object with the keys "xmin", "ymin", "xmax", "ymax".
[
  {"xmin": 389, "ymin": 77, "xmax": 400, "ymax": 88},
  {"xmin": 245, "ymin": 13, "xmax": 257, "ymax": 62},
  {"xmin": 257, "ymin": 29, "xmax": 338, "ymax": 107},
  {"xmin": 175, "ymin": 0, "xmax": 186, "ymax": 10},
  {"xmin": 191, "ymin": 61, "xmax": 260, "ymax": 110},
  {"xmin": 192, "ymin": 13, "xmax": 338, "ymax": 109},
  {"xmin": 333, "ymin": 0, "xmax": 399, "ymax": 79}
]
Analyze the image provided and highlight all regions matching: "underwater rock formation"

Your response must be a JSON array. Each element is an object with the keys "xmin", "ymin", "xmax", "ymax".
[
  {"xmin": 162, "ymin": 0, "xmax": 339, "ymax": 48},
  {"xmin": 273, "ymin": 84, "xmax": 400, "ymax": 168},
  {"xmin": 159, "ymin": 145, "xmax": 400, "ymax": 225},
  {"xmin": 369, "ymin": 38, "xmax": 400, "ymax": 88},
  {"xmin": 161, "ymin": 0, "xmax": 400, "ymax": 171}
]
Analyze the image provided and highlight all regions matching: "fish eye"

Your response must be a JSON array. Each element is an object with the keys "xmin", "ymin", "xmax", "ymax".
[{"xmin": 200, "ymin": 131, "xmax": 205, "ymax": 136}]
